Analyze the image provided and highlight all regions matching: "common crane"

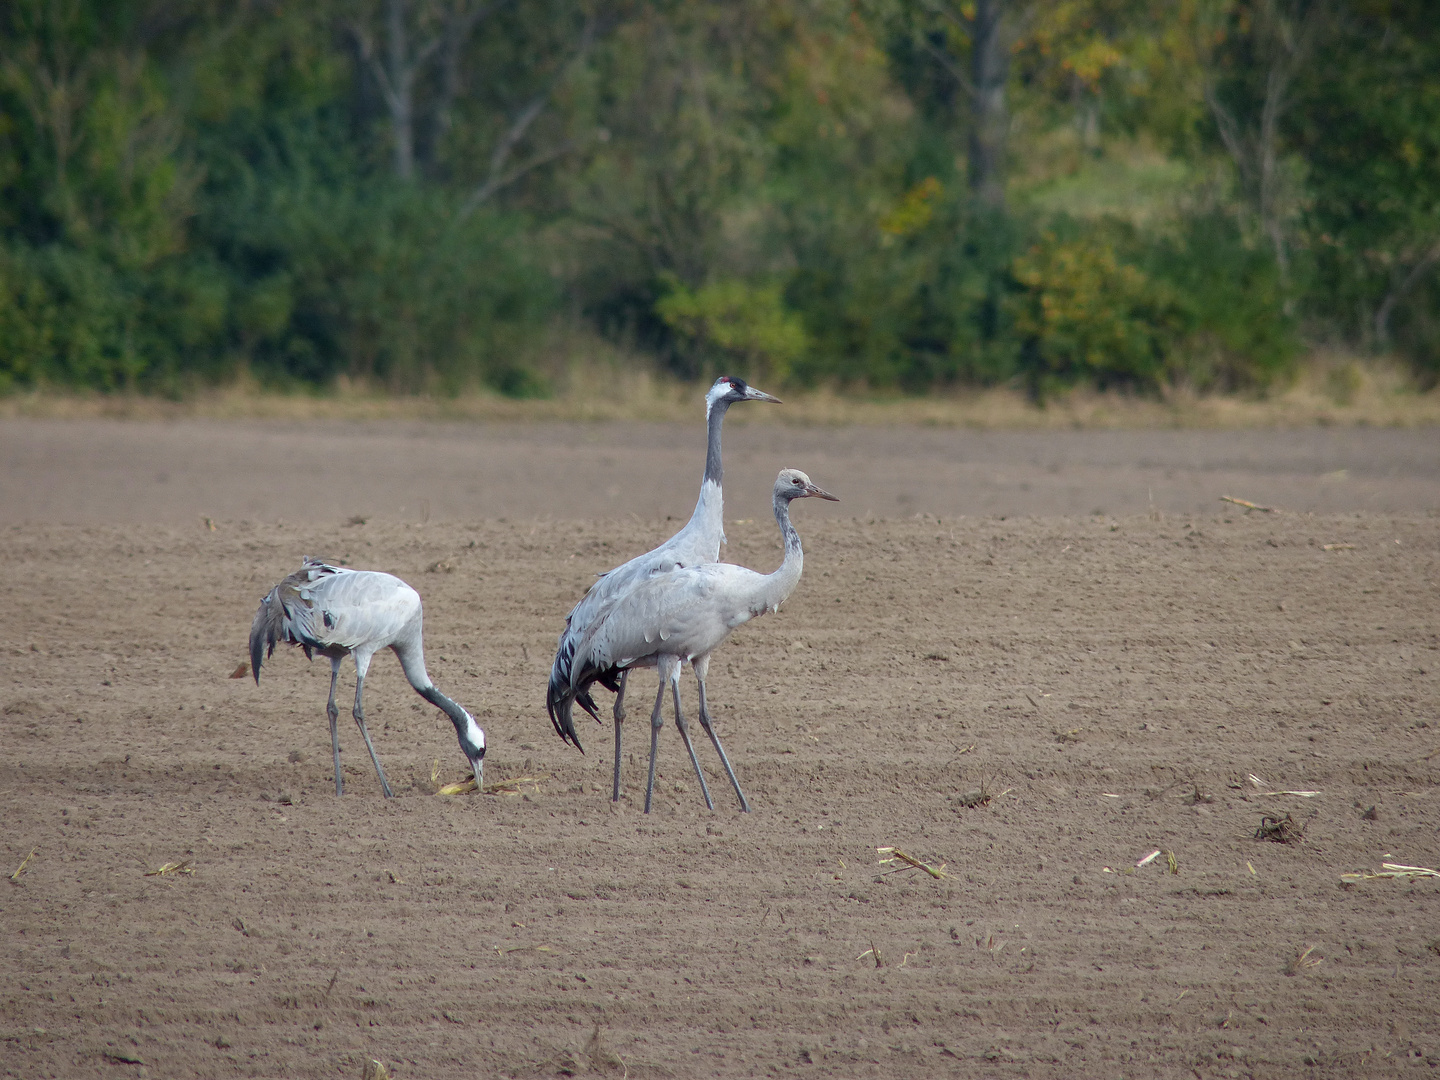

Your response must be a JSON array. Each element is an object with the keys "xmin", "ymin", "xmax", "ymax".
[
  {"xmin": 249, "ymin": 558, "xmax": 486, "ymax": 798},
  {"xmin": 547, "ymin": 375, "xmax": 780, "ymax": 799},
  {"xmin": 555, "ymin": 468, "xmax": 837, "ymax": 813}
]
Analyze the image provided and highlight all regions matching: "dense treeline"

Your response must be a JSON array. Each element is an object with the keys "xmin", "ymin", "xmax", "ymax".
[{"xmin": 0, "ymin": 0, "xmax": 1435, "ymax": 397}]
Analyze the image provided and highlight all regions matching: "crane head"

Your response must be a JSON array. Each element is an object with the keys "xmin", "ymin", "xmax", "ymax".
[
  {"xmin": 776, "ymin": 468, "xmax": 839, "ymax": 502},
  {"xmin": 710, "ymin": 376, "xmax": 782, "ymax": 406},
  {"xmin": 457, "ymin": 711, "xmax": 487, "ymax": 792}
]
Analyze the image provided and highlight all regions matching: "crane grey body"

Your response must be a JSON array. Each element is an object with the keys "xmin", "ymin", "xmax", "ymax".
[
  {"xmin": 557, "ymin": 469, "xmax": 837, "ymax": 812},
  {"xmin": 547, "ymin": 375, "xmax": 780, "ymax": 799},
  {"xmin": 249, "ymin": 558, "xmax": 486, "ymax": 797}
]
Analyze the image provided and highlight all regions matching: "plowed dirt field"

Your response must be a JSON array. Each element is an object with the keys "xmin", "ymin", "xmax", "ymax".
[{"xmin": 2, "ymin": 419, "xmax": 1438, "ymax": 1079}]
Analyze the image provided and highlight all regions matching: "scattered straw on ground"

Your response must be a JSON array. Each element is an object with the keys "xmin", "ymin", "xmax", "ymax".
[
  {"xmin": 144, "ymin": 860, "xmax": 194, "ymax": 877},
  {"xmin": 437, "ymin": 775, "xmax": 544, "ymax": 797},
  {"xmin": 1254, "ymin": 815, "xmax": 1303, "ymax": 844},
  {"xmin": 1340, "ymin": 862, "xmax": 1440, "ymax": 885},
  {"xmin": 1220, "ymin": 496, "xmax": 1280, "ymax": 512},
  {"xmin": 10, "ymin": 847, "xmax": 37, "ymax": 883},
  {"xmin": 1285, "ymin": 944, "xmax": 1324, "ymax": 976},
  {"xmin": 877, "ymin": 847, "xmax": 947, "ymax": 879}
]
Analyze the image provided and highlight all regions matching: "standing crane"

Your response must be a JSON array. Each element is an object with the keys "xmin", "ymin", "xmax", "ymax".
[
  {"xmin": 249, "ymin": 558, "xmax": 486, "ymax": 798},
  {"xmin": 555, "ymin": 469, "xmax": 837, "ymax": 813},
  {"xmin": 547, "ymin": 375, "xmax": 780, "ymax": 799}
]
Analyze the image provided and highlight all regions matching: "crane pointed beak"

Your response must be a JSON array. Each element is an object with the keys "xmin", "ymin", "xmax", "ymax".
[
  {"xmin": 746, "ymin": 387, "xmax": 782, "ymax": 404},
  {"xmin": 469, "ymin": 754, "xmax": 485, "ymax": 794},
  {"xmin": 805, "ymin": 482, "xmax": 839, "ymax": 501}
]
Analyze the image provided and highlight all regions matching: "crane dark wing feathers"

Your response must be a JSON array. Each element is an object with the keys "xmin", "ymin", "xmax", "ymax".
[
  {"xmin": 249, "ymin": 557, "xmax": 344, "ymax": 682},
  {"xmin": 546, "ymin": 551, "xmax": 691, "ymax": 751}
]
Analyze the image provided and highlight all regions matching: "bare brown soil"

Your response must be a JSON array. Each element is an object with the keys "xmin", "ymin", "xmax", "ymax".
[{"xmin": 3, "ymin": 420, "xmax": 1440, "ymax": 1079}]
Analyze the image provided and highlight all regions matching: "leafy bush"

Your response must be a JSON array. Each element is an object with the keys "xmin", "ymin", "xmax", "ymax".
[
  {"xmin": 1009, "ymin": 231, "xmax": 1182, "ymax": 396},
  {"xmin": 1145, "ymin": 214, "xmax": 1298, "ymax": 391},
  {"xmin": 205, "ymin": 170, "xmax": 555, "ymax": 395},
  {"xmin": 1007, "ymin": 216, "xmax": 1297, "ymax": 399},
  {"xmin": 656, "ymin": 277, "xmax": 809, "ymax": 384}
]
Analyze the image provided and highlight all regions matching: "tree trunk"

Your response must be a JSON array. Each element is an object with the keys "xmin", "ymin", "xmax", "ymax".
[
  {"xmin": 387, "ymin": 0, "xmax": 415, "ymax": 180},
  {"xmin": 350, "ymin": 0, "xmax": 442, "ymax": 181},
  {"xmin": 968, "ymin": 0, "xmax": 1009, "ymax": 209},
  {"xmin": 430, "ymin": 1, "xmax": 491, "ymax": 169},
  {"xmin": 1375, "ymin": 241, "xmax": 1440, "ymax": 347},
  {"xmin": 1203, "ymin": 0, "xmax": 1327, "ymax": 286}
]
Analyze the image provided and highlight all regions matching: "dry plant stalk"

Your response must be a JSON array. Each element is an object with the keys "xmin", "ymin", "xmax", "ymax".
[
  {"xmin": 1322, "ymin": 543, "xmax": 1356, "ymax": 551},
  {"xmin": 877, "ymin": 847, "xmax": 947, "ymax": 879},
  {"xmin": 1340, "ymin": 862, "xmax": 1440, "ymax": 884},
  {"xmin": 145, "ymin": 860, "xmax": 194, "ymax": 877},
  {"xmin": 1250, "ymin": 773, "xmax": 1320, "ymax": 797},
  {"xmin": 10, "ymin": 847, "xmax": 37, "ymax": 882},
  {"xmin": 437, "ymin": 775, "xmax": 544, "ymax": 797},
  {"xmin": 1254, "ymin": 814, "xmax": 1303, "ymax": 844},
  {"xmin": 853, "ymin": 941, "xmax": 884, "ymax": 968},
  {"xmin": 227, "ymin": 662, "xmax": 249, "ymax": 679},
  {"xmin": 1284, "ymin": 944, "xmax": 1323, "ymax": 976},
  {"xmin": 583, "ymin": 1023, "xmax": 628, "ymax": 1076},
  {"xmin": 1220, "ymin": 495, "xmax": 1279, "ymax": 512}
]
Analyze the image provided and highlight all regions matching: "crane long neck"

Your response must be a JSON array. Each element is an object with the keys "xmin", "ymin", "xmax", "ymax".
[
  {"xmin": 756, "ymin": 492, "xmax": 804, "ymax": 612},
  {"xmin": 682, "ymin": 396, "xmax": 730, "ymax": 547},
  {"xmin": 702, "ymin": 396, "xmax": 729, "ymax": 487},
  {"xmin": 417, "ymin": 684, "xmax": 471, "ymax": 737},
  {"xmin": 395, "ymin": 638, "xmax": 464, "ymax": 731}
]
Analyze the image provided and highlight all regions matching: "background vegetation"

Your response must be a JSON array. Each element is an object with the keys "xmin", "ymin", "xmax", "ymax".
[{"xmin": 0, "ymin": 0, "xmax": 1435, "ymax": 399}]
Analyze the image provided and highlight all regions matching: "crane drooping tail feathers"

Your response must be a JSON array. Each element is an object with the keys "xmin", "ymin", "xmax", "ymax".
[
  {"xmin": 548, "ymin": 617, "xmax": 627, "ymax": 750},
  {"xmin": 249, "ymin": 556, "xmax": 345, "ymax": 677},
  {"xmin": 547, "ymin": 628, "xmax": 616, "ymax": 750}
]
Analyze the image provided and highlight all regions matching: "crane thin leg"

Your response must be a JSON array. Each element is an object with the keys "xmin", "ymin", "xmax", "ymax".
[
  {"xmin": 351, "ymin": 670, "xmax": 395, "ymax": 799},
  {"xmin": 613, "ymin": 669, "xmax": 628, "ymax": 722},
  {"xmin": 694, "ymin": 663, "xmax": 750, "ymax": 812},
  {"xmin": 643, "ymin": 670, "xmax": 668, "ymax": 814},
  {"xmin": 671, "ymin": 676, "xmax": 714, "ymax": 811},
  {"xmin": 611, "ymin": 711, "xmax": 623, "ymax": 802},
  {"xmin": 327, "ymin": 658, "xmax": 344, "ymax": 796},
  {"xmin": 611, "ymin": 669, "xmax": 627, "ymax": 802}
]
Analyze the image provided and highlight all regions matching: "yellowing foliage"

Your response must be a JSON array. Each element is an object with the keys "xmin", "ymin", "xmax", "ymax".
[
  {"xmin": 1009, "ymin": 234, "xmax": 1181, "ymax": 391},
  {"xmin": 879, "ymin": 177, "xmax": 943, "ymax": 238},
  {"xmin": 656, "ymin": 278, "xmax": 809, "ymax": 383}
]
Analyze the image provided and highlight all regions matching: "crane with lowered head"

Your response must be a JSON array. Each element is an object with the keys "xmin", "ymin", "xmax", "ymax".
[{"xmin": 250, "ymin": 558, "xmax": 486, "ymax": 798}]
